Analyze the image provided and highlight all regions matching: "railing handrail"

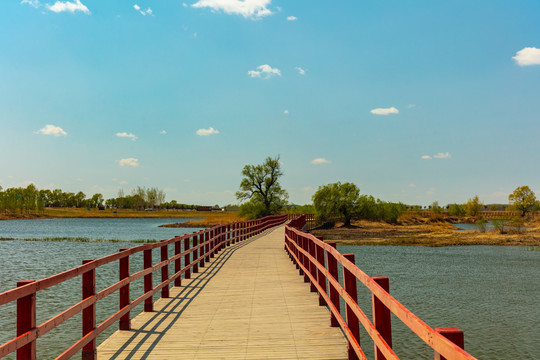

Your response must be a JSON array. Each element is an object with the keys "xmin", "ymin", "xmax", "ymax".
[
  {"xmin": 0, "ymin": 214, "xmax": 288, "ymax": 359},
  {"xmin": 284, "ymin": 222, "xmax": 478, "ymax": 360}
]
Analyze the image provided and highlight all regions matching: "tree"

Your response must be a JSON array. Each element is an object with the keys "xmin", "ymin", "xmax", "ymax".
[
  {"xmin": 236, "ymin": 155, "xmax": 288, "ymax": 219},
  {"xmin": 509, "ymin": 185, "xmax": 538, "ymax": 217},
  {"xmin": 464, "ymin": 195, "xmax": 482, "ymax": 217},
  {"xmin": 312, "ymin": 182, "xmax": 360, "ymax": 227}
]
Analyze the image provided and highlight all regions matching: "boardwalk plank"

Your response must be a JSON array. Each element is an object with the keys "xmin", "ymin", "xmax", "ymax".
[{"xmin": 97, "ymin": 225, "xmax": 347, "ymax": 359}]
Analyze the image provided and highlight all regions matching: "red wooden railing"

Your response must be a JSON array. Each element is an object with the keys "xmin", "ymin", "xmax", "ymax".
[
  {"xmin": 285, "ymin": 215, "xmax": 478, "ymax": 360},
  {"xmin": 0, "ymin": 214, "xmax": 288, "ymax": 360}
]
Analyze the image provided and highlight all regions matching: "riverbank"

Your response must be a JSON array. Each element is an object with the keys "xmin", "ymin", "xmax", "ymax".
[
  {"xmin": 0, "ymin": 208, "xmax": 241, "ymax": 224},
  {"xmin": 311, "ymin": 219, "xmax": 540, "ymax": 246}
]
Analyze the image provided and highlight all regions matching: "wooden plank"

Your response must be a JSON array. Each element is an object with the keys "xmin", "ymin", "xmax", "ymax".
[{"xmin": 97, "ymin": 225, "xmax": 347, "ymax": 360}]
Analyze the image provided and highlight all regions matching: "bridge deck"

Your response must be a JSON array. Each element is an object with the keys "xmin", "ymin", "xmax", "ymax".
[{"xmin": 97, "ymin": 225, "xmax": 347, "ymax": 359}]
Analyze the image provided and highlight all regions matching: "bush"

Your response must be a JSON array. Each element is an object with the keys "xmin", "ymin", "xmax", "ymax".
[{"xmin": 448, "ymin": 203, "xmax": 465, "ymax": 216}]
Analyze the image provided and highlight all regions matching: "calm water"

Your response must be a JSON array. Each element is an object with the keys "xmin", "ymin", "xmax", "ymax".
[
  {"xmin": 337, "ymin": 245, "xmax": 539, "ymax": 360},
  {"xmin": 0, "ymin": 220, "xmax": 538, "ymax": 359},
  {"xmin": 0, "ymin": 217, "xmax": 202, "ymax": 240}
]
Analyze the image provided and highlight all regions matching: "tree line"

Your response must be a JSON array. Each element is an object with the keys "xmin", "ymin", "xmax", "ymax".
[{"xmin": 0, "ymin": 184, "xmax": 205, "ymax": 214}]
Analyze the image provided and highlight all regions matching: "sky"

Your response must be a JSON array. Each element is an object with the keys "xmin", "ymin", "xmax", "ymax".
[{"xmin": 1, "ymin": 0, "xmax": 539, "ymax": 207}]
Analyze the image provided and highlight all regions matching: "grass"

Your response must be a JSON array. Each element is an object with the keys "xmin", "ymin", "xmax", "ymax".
[{"xmin": 0, "ymin": 237, "xmax": 159, "ymax": 243}]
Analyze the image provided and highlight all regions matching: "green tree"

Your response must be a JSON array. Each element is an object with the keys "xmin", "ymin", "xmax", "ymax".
[
  {"xmin": 236, "ymin": 156, "xmax": 288, "ymax": 219},
  {"xmin": 90, "ymin": 193, "xmax": 104, "ymax": 208},
  {"xmin": 448, "ymin": 203, "xmax": 465, "ymax": 216},
  {"xmin": 464, "ymin": 195, "xmax": 483, "ymax": 217},
  {"xmin": 508, "ymin": 185, "xmax": 538, "ymax": 217},
  {"xmin": 312, "ymin": 182, "xmax": 360, "ymax": 227}
]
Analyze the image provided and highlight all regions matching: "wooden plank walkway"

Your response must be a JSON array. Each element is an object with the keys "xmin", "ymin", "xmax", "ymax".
[{"xmin": 97, "ymin": 225, "xmax": 347, "ymax": 359}]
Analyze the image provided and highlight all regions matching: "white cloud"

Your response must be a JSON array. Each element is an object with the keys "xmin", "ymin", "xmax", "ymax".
[
  {"xmin": 36, "ymin": 124, "xmax": 67, "ymax": 136},
  {"xmin": 409, "ymin": 183, "xmax": 416, "ymax": 188},
  {"xmin": 370, "ymin": 107, "xmax": 399, "ymax": 115},
  {"xmin": 134, "ymin": 4, "xmax": 153, "ymax": 16},
  {"xmin": 196, "ymin": 127, "xmax": 220, "ymax": 136},
  {"xmin": 183, "ymin": 2, "xmax": 188, "ymax": 7},
  {"xmin": 248, "ymin": 64, "xmax": 281, "ymax": 79},
  {"xmin": 295, "ymin": 66, "xmax": 305, "ymax": 75},
  {"xmin": 421, "ymin": 155, "xmax": 432, "ymax": 160},
  {"xmin": 116, "ymin": 132, "xmax": 137, "ymax": 141},
  {"xmin": 512, "ymin": 47, "xmax": 540, "ymax": 66},
  {"xmin": 433, "ymin": 152, "xmax": 451, "ymax": 159},
  {"xmin": 47, "ymin": 0, "xmax": 90, "ymax": 14},
  {"xmin": 120, "ymin": 180, "xmax": 129, "ymax": 185},
  {"xmin": 287, "ymin": 16, "xmax": 297, "ymax": 21},
  {"xmin": 407, "ymin": 104, "xmax": 416, "ymax": 108},
  {"xmin": 21, "ymin": 0, "xmax": 40, "ymax": 8},
  {"xmin": 119, "ymin": 158, "xmax": 139, "ymax": 167},
  {"xmin": 191, "ymin": 0, "xmax": 272, "ymax": 19},
  {"xmin": 301, "ymin": 186, "xmax": 314, "ymax": 192},
  {"xmin": 283, "ymin": 110, "xmax": 289, "ymax": 114},
  {"xmin": 311, "ymin": 158, "xmax": 330, "ymax": 165},
  {"xmin": 160, "ymin": 130, "xmax": 167, "ymax": 134},
  {"xmin": 426, "ymin": 188, "xmax": 436, "ymax": 195}
]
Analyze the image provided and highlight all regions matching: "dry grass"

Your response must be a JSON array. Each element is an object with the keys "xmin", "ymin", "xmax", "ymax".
[
  {"xmin": 312, "ymin": 219, "xmax": 540, "ymax": 246},
  {"xmin": 0, "ymin": 208, "xmax": 243, "ymax": 223}
]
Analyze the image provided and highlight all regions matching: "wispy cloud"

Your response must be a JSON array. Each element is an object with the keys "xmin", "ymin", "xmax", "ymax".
[
  {"xmin": 36, "ymin": 124, "xmax": 67, "ymax": 136},
  {"xmin": 421, "ymin": 152, "xmax": 451, "ymax": 160},
  {"xmin": 248, "ymin": 64, "xmax": 281, "ymax": 79},
  {"xmin": 283, "ymin": 110, "xmax": 289, "ymax": 114},
  {"xmin": 287, "ymin": 15, "xmax": 297, "ymax": 21},
  {"xmin": 160, "ymin": 130, "xmax": 167, "ymax": 135},
  {"xmin": 513, "ymin": 47, "xmax": 540, "ymax": 66},
  {"xmin": 47, "ymin": 0, "xmax": 90, "ymax": 14},
  {"xmin": 196, "ymin": 127, "xmax": 219, "ymax": 136},
  {"xmin": 433, "ymin": 152, "xmax": 451, "ymax": 159},
  {"xmin": 426, "ymin": 187, "xmax": 436, "ymax": 195},
  {"xmin": 120, "ymin": 180, "xmax": 129, "ymax": 185},
  {"xmin": 116, "ymin": 132, "xmax": 137, "ymax": 141},
  {"xmin": 119, "ymin": 158, "xmax": 139, "ymax": 167},
  {"xmin": 21, "ymin": 0, "xmax": 40, "ymax": 8},
  {"xmin": 311, "ymin": 158, "xmax": 330, "ymax": 165},
  {"xmin": 370, "ymin": 107, "xmax": 399, "ymax": 115},
  {"xmin": 295, "ymin": 66, "xmax": 305, "ymax": 75},
  {"xmin": 409, "ymin": 183, "xmax": 416, "ymax": 187},
  {"xmin": 134, "ymin": 4, "xmax": 153, "ymax": 16},
  {"xmin": 301, "ymin": 186, "xmax": 314, "ymax": 192},
  {"xmin": 191, "ymin": 0, "xmax": 272, "ymax": 19}
]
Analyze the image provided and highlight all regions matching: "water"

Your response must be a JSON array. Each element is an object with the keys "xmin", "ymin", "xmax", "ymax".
[
  {"xmin": 0, "ymin": 217, "xmax": 202, "ymax": 241},
  {"xmin": 0, "ymin": 220, "xmax": 538, "ymax": 359},
  {"xmin": 453, "ymin": 222, "xmax": 532, "ymax": 231},
  {"xmin": 0, "ymin": 218, "xmax": 203, "ymax": 359},
  {"xmin": 337, "ymin": 245, "xmax": 540, "ymax": 359}
]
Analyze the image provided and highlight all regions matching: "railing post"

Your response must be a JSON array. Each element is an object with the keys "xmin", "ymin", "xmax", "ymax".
[
  {"xmin": 315, "ymin": 237, "xmax": 327, "ymax": 306},
  {"xmin": 174, "ymin": 240, "xmax": 181, "ymax": 286},
  {"xmin": 119, "ymin": 249, "xmax": 130, "ymax": 330},
  {"xmin": 372, "ymin": 276, "xmax": 392, "ymax": 360},
  {"xmin": 210, "ymin": 229, "xmax": 215, "ymax": 258},
  {"xmin": 302, "ymin": 237, "xmax": 310, "ymax": 283},
  {"xmin": 199, "ymin": 233, "xmax": 205, "ymax": 268},
  {"xmin": 184, "ymin": 238, "xmax": 191, "ymax": 279},
  {"xmin": 295, "ymin": 232, "xmax": 302, "ymax": 272},
  {"xmin": 309, "ymin": 238, "xmax": 317, "ymax": 292},
  {"xmin": 193, "ymin": 235, "xmax": 199, "ymax": 274},
  {"xmin": 82, "ymin": 260, "xmax": 96, "ymax": 360},
  {"xmin": 343, "ymin": 254, "xmax": 360, "ymax": 360},
  {"xmin": 434, "ymin": 328, "xmax": 465, "ymax": 360},
  {"xmin": 17, "ymin": 280, "xmax": 36, "ymax": 360},
  {"xmin": 205, "ymin": 231, "xmax": 210, "ymax": 262},
  {"xmin": 227, "ymin": 224, "xmax": 231, "ymax": 245},
  {"xmin": 161, "ymin": 244, "xmax": 169, "ymax": 298},
  {"xmin": 327, "ymin": 242, "xmax": 340, "ymax": 327},
  {"xmin": 144, "ymin": 249, "xmax": 153, "ymax": 311}
]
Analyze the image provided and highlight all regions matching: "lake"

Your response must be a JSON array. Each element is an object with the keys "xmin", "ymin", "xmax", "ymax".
[{"xmin": 0, "ymin": 219, "xmax": 538, "ymax": 359}]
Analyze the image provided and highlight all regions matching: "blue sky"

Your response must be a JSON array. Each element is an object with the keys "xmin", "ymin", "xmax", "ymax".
[{"xmin": 1, "ymin": 0, "xmax": 539, "ymax": 206}]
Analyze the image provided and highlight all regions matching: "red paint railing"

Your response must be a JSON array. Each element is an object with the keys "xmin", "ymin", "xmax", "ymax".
[
  {"xmin": 0, "ymin": 214, "xmax": 288, "ymax": 360},
  {"xmin": 285, "ymin": 220, "xmax": 478, "ymax": 360}
]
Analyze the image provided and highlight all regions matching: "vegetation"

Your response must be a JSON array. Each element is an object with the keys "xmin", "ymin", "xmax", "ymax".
[
  {"xmin": 312, "ymin": 182, "xmax": 406, "ymax": 226},
  {"xmin": 448, "ymin": 203, "xmax": 466, "ymax": 216},
  {"xmin": 236, "ymin": 155, "xmax": 288, "ymax": 219},
  {"xmin": 464, "ymin": 195, "xmax": 483, "ymax": 217},
  {"xmin": 508, "ymin": 185, "xmax": 539, "ymax": 217}
]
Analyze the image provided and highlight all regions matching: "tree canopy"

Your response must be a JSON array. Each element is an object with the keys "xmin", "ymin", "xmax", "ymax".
[
  {"xmin": 312, "ymin": 182, "xmax": 360, "ymax": 226},
  {"xmin": 509, "ymin": 185, "xmax": 538, "ymax": 217},
  {"xmin": 236, "ymin": 155, "xmax": 288, "ymax": 219}
]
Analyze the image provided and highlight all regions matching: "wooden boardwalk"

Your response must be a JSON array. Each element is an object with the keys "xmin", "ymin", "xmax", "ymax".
[{"xmin": 97, "ymin": 225, "xmax": 347, "ymax": 360}]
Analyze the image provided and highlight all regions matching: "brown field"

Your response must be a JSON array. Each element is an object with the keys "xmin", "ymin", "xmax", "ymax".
[
  {"xmin": 0, "ymin": 208, "xmax": 242, "ymax": 226},
  {"xmin": 311, "ymin": 217, "xmax": 540, "ymax": 247}
]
